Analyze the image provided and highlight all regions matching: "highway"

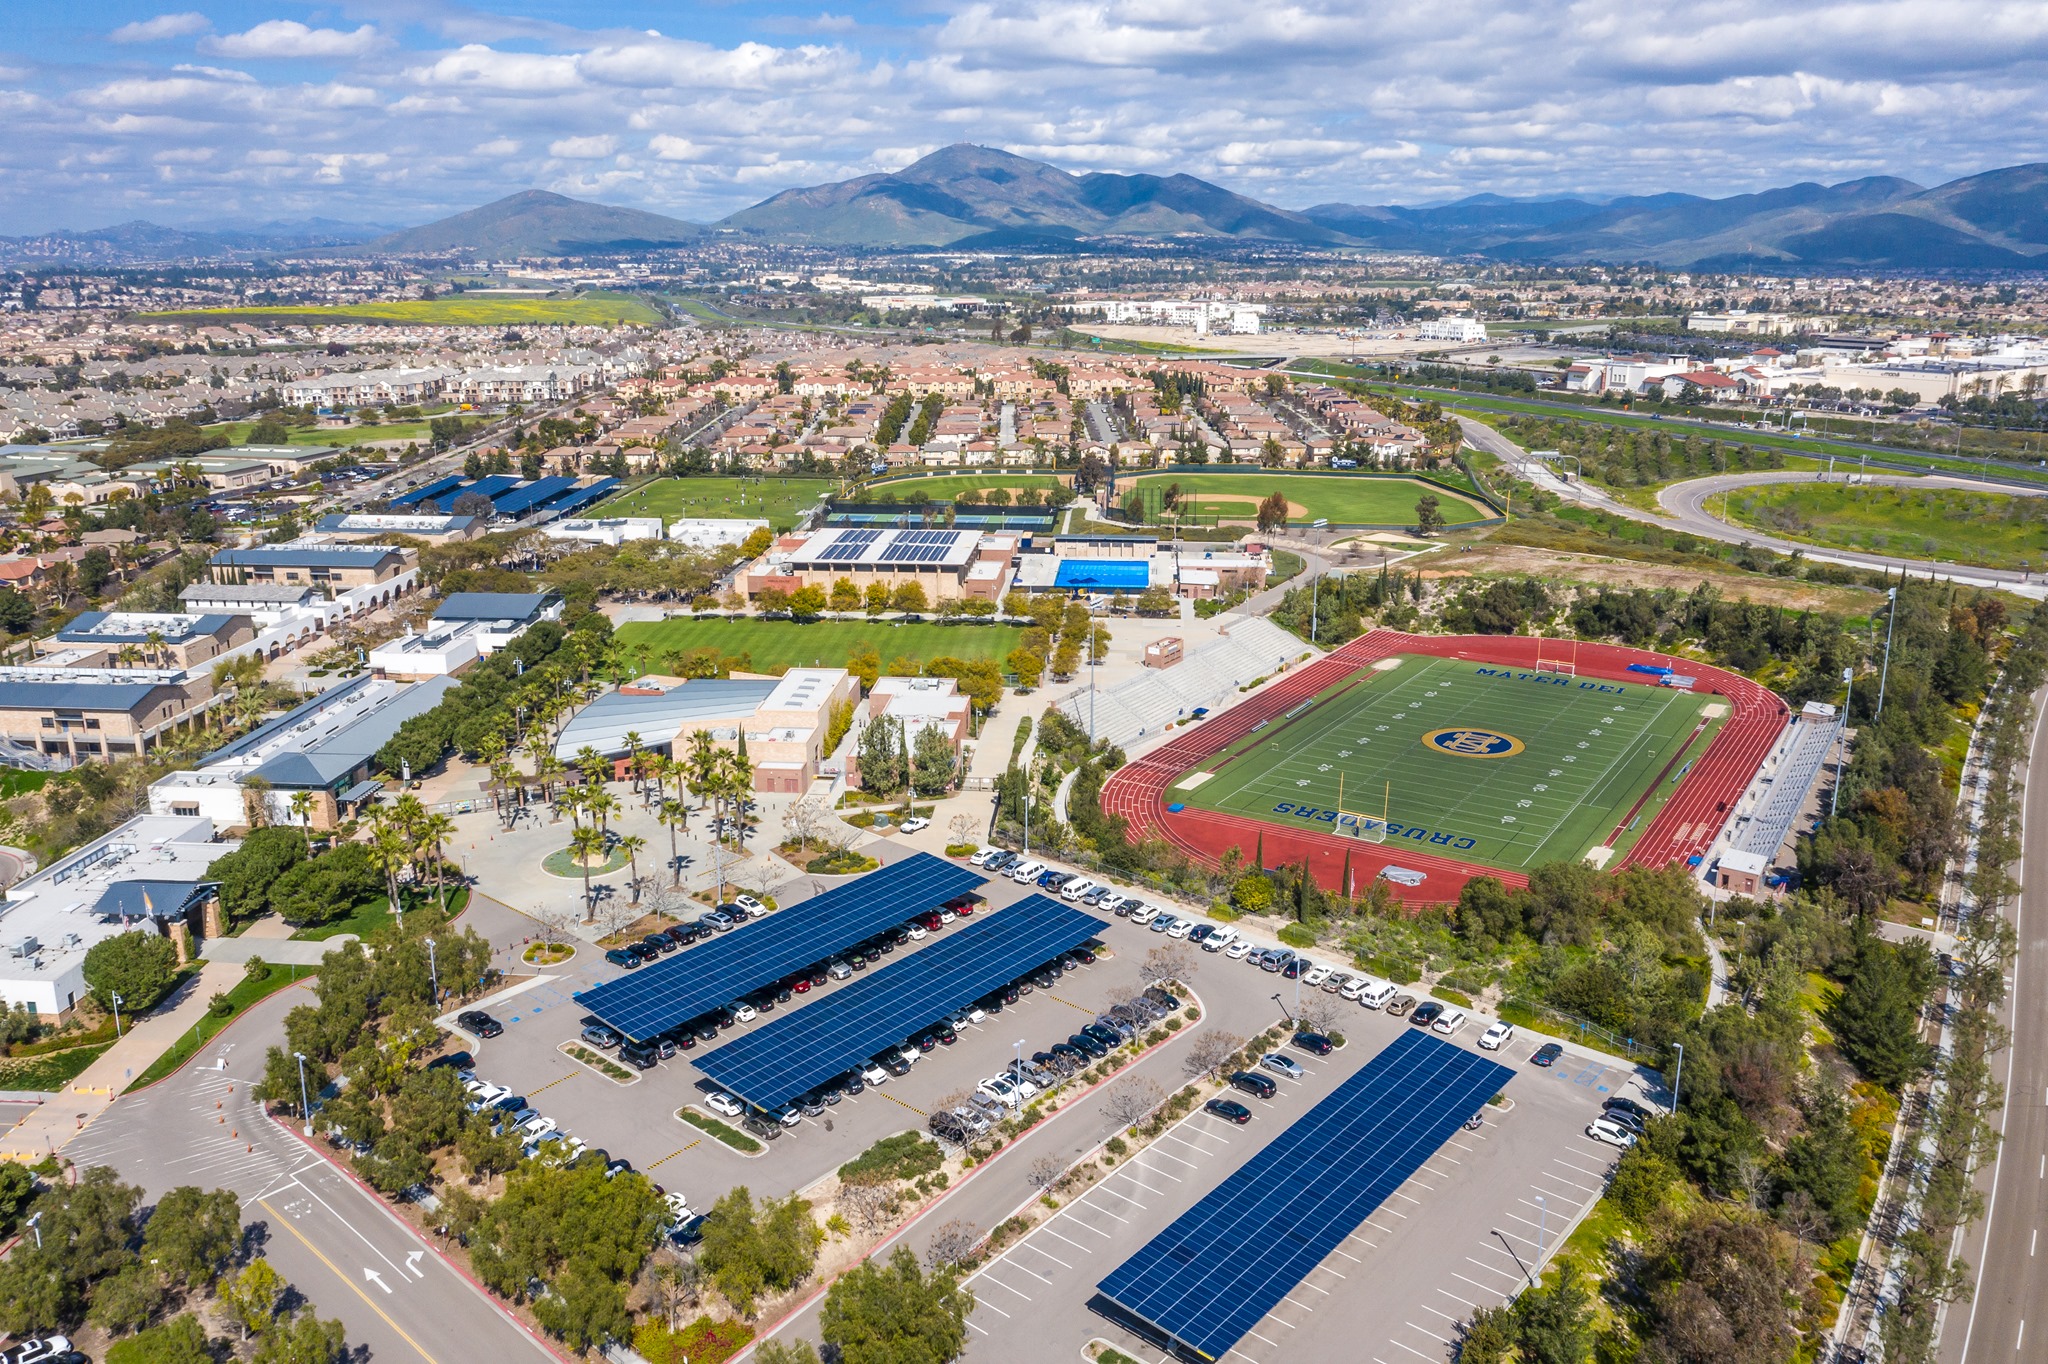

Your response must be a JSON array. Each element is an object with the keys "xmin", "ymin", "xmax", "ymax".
[
  {"xmin": 1943, "ymin": 686, "xmax": 2048, "ymax": 1364},
  {"xmin": 61, "ymin": 984, "xmax": 557, "ymax": 1364}
]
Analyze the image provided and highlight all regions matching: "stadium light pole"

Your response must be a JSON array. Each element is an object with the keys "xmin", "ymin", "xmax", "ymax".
[{"xmin": 1875, "ymin": 586, "xmax": 1898, "ymax": 719}]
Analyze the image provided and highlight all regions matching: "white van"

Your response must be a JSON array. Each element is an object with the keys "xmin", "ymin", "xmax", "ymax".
[
  {"xmin": 1200, "ymin": 923, "xmax": 1238, "ymax": 952},
  {"xmin": 1354, "ymin": 979, "xmax": 1397, "ymax": 1009},
  {"xmin": 1009, "ymin": 860, "xmax": 1045, "ymax": 883},
  {"xmin": 1432, "ymin": 1007, "xmax": 1468, "ymax": 1036},
  {"xmin": 1059, "ymin": 877, "xmax": 1096, "ymax": 902}
]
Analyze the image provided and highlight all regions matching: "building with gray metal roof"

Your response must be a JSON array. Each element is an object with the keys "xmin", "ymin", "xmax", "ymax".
[{"xmin": 552, "ymin": 678, "xmax": 778, "ymax": 760}]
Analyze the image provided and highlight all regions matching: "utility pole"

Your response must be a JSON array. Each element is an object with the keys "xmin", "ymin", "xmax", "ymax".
[
  {"xmin": 1831, "ymin": 667, "xmax": 1853, "ymax": 818},
  {"xmin": 294, "ymin": 1051, "xmax": 314, "ymax": 1137},
  {"xmin": 1670, "ymin": 1043, "xmax": 1684, "ymax": 1116}
]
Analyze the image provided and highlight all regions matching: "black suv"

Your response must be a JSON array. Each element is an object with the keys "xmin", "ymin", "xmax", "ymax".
[
  {"xmin": 1410, "ymin": 1001, "xmax": 1445, "ymax": 1028},
  {"xmin": 1230, "ymin": 1070, "xmax": 1278, "ymax": 1099},
  {"xmin": 620, "ymin": 1039, "xmax": 659, "ymax": 1070}
]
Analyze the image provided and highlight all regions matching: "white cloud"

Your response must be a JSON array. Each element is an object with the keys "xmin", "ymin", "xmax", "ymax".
[
  {"xmin": 473, "ymin": 137, "xmax": 521, "ymax": 156},
  {"xmin": 203, "ymin": 21, "xmax": 383, "ymax": 60},
  {"xmin": 111, "ymin": 13, "xmax": 211, "ymax": 44},
  {"xmin": 549, "ymin": 134, "xmax": 616, "ymax": 159}
]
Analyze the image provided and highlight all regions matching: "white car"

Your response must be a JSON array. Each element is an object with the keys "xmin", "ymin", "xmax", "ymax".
[
  {"xmin": 900, "ymin": 817, "xmax": 931, "ymax": 834},
  {"xmin": 1202, "ymin": 925, "xmax": 1239, "ymax": 952},
  {"xmin": 976, "ymin": 1075, "xmax": 1022, "ymax": 1108},
  {"xmin": 938, "ymin": 907, "xmax": 958, "ymax": 925},
  {"xmin": 1098, "ymin": 892, "xmax": 1129, "ymax": 914},
  {"xmin": 705, "ymin": 1092, "xmax": 745, "ymax": 1118},
  {"xmin": 520, "ymin": 1115, "xmax": 557, "ymax": 1138},
  {"xmin": 1301, "ymin": 963, "xmax": 1333, "ymax": 987},
  {"xmin": 860, "ymin": 1061, "xmax": 890, "ymax": 1086},
  {"xmin": 1586, "ymin": 1117, "xmax": 1638, "ymax": 1149},
  {"xmin": 953, "ymin": 1006, "xmax": 987, "ymax": 1026},
  {"xmin": 730, "ymin": 1001, "xmax": 759, "ymax": 1023},
  {"xmin": 665, "ymin": 1191, "xmax": 691, "ymax": 1220},
  {"xmin": 732, "ymin": 894, "xmax": 765, "ymax": 915},
  {"xmin": 906, "ymin": 923, "xmax": 929, "ymax": 940},
  {"xmin": 1225, "ymin": 939, "xmax": 1255, "ymax": 960},
  {"xmin": 1166, "ymin": 918, "xmax": 1194, "ymax": 939},
  {"xmin": 970, "ymin": 847, "xmax": 1003, "ymax": 867},
  {"xmin": 1127, "ymin": 904, "xmax": 1159, "ymax": 926},
  {"xmin": 1339, "ymin": 975, "xmax": 1370, "ymax": 1001},
  {"xmin": 1478, "ymin": 1021, "xmax": 1515, "ymax": 1051},
  {"xmin": 1433, "ymin": 1008, "xmax": 1468, "ymax": 1036}
]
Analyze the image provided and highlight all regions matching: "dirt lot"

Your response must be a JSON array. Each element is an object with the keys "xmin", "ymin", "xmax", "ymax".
[{"xmin": 1426, "ymin": 542, "xmax": 1888, "ymax": 613}]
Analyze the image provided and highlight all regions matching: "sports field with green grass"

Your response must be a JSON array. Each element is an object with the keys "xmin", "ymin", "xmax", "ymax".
[
  {"xmin": 1121, "ymin": 472, "xmax": 1490, "ymax": 527},
  {"xmin": 1726, "ymin": 482, "xmax": 2048, "ymax": 570},
  {"xmin": 142, "ymin": 291, "xmax": 660, "ymax": 327},
  {"xmin": 613, "ymin": 617, "xmax": 1027, "ymax": 673},
  {"xmin": 595, "ymin": 476, "xmax": 839, "ymax": 530},
  {"xmin": 1178, "ymin": 654, "xmax": 1719, "ymax": 871}
]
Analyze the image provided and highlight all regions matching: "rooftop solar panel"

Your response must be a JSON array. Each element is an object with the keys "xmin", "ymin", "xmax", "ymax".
[
  {"xmin": 576, "ymin": 853, "xmax": 986, "ymax": 1041},
  {"xmin": 1096, "ymin": 1030, "xmax": 1512, "ymax": 1361},
  {"xmin": 694, "ymin": 894, "xmax": 1105, "ymax": 1109},
  {"xmin": 393, "ymin": 475, "xmax": 464, "ymax": 508}
]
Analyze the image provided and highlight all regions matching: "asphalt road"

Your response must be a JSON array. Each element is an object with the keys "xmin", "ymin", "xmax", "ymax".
[
  {"xmin": 62, "ymin": 983, "xmax": 555, "ymax": 1364},
  {"xmin": 1457, "ymin": 414, "xmax": 2048, "ymax": 597},
  {"xmin": 1942, "ymin": 686, "xmax": 2048, "ymax": 1364}
]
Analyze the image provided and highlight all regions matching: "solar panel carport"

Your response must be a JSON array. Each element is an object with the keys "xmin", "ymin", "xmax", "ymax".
[
  {"xmin": 575, "ymin": 853, "xmax": 986, "ymax": 1041},
  {"xmin": 694, "ymin": 894, "xmax": 1106, "ymax": 1110},
  {"xmin": 1095, "ymin": 1029, "xmax": 1512, "ymax": 1362}
]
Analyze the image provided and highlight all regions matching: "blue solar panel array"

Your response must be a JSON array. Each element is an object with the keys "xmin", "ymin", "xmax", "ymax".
[
  {"xmin": 876, "ymin": 529, "xmax": 964, "ymax": 565},
  {"xmin": 1096, "ymin": 1029, "xmax": 1513, "ymax": 1362},
  {"xmin": 694, "ymin": 894, "xmax": 1105, "ymax": 1109},
  {"xmin": 491, "ymin": 475, "xmax": 578, "ymax": 518},
  {"xmin": 814, "ymin": 528, "xmax": 881, "ymax": 562},
  {"xmin": 393, "ymin": 475, "xmax": 464, "ymax": 508},
  {"xmin": 463, "ymin": 474, "xmax": 522, "ymax": 501},
  {"xmin": 576, "ymin": 853, "xmax": 987, "ymax": 1041},
  {"xmin": 544, "ymin": 478, "xmax": 623, "ymax": 519}
]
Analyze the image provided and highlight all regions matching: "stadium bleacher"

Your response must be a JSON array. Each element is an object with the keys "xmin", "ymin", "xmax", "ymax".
[{"xmin": 1058, "ymin": 617, "xmax": 1308, "ymax": 747}]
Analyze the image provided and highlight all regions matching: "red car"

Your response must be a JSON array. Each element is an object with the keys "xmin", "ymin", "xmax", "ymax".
[
  {"xmin": 792, "ymin": 977, "xmax": 812, "ymax": 994},
  {"xmin": 954, "ymin": 902, "xmax": 974, "ymax": 916}
]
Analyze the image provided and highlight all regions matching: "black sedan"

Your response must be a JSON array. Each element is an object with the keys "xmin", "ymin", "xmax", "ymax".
[
  {"xmin": 1204, "ymin": 1098, "xmax": 1253, "ymax": 1124},
  {"xmin": 1531, "ymin": 1042, "xmax": 1564, "ymax": 1067},
  {"xmin": 1410, "ymin": 1001, "xmax": 1445, "ymax": 1028}
]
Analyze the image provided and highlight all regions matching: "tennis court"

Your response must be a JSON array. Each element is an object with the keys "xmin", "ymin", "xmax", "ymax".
[{"xmin": 1175, "ymin": 653, "xmax": 1719, "ymax": 873}]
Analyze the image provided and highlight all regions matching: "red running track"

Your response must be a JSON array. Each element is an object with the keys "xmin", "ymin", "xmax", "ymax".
[{"xmin": 1102, "ymin": 630, "xmax": 1788, "ymax": 904}]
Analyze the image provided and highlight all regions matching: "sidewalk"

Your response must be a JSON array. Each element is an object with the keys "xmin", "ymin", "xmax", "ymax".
[{"xmin": 0, "ymin": 959, "xmax": 237, "ymax": 1162}]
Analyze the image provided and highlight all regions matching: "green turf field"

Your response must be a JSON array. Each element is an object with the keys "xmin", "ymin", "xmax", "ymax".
[
  {"xmin": 613, "ymin": 617, "xmax": 1026, "ymax": 673},
  {"xmin": 595, "ymin": 476, "xmax": 838, "ymax": 530},
  {"xmin": 1179, "ymin": 654, "xmax": 1718, "ymax": 871},
  {"xmin": 1121, "ymin": 473, "xmax": 1489, "ymax": 526}
]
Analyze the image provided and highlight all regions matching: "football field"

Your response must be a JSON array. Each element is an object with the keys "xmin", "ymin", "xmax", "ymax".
[{"xmin": 1176, "ymin": 654, "xmax": 1721, "ymax": 872}]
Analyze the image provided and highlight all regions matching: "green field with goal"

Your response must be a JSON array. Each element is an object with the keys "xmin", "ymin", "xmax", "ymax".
[{"xmin": 1175, "ymin": 653, "xmax": 1721, "ymax": 872}]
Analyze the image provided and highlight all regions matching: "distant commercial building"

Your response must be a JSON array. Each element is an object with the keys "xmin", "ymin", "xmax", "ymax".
[
  {"xmin": 312, "ymin": 512, "xmax": 484, "ymax": 544},
  {"xmin": 0, "ymin": 814, "xmax": 235, "ymax": 1017},
  {"xmin": 1417, "ymin": 318, "xmax": 1488, "ymax": 344},
  {"xmin": 1687, "ymin": 310, "xmax": 1799, "ymax": 336},
  {"xmin": 544, "ymin": 517, "xmax": 666, "ymax": 547},
  {"xmin": 208, "ymin": 542, "xmax": 418, "ymax": 595},
  {"xmin": 1074, "ymin": 300, "xmax": 1266, "ymax": 336},
  {"xmin": 150, "ymin": 673, "xmax": 460, "ymax": 829},
  {"xmin": 368, "ymin": 593, "xmax": 562, "ymax": 679}
]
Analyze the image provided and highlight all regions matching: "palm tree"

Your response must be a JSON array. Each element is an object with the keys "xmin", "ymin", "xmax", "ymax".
[
  {"xmin": 617, "ymin": 833, "xmax": 647, "ymax": 905},
  {"xmin": 575, "ymin": 746, "xmax": 608, "ymax": 789},
  {"xmin": 661, "ymin": 798, "xmax": 687, "ymax": 886},
  {"xmin": 369, "ymin": 827, "xmax": 410, "ymax": 928},
  {"xmin": 569, "ymin": 825, "xmax": 607, "ymax": 923},
  {"xmin": 421, "ymin": 812, "xmax": 457, "ymax": 908},
  {"xmin": 144, "ymin": 629, "xmax": 166, "ymax": 670},
  {"xmin": 288, "ymin": 790, "xmax": 315, "ymax": 829},
  {"xmin": 623, "ymin": 731, "xmax": 644, "ymax": 793},
  {"xmin": 585, "ymin": 788, "xmax": 618, "ymax": 835}
]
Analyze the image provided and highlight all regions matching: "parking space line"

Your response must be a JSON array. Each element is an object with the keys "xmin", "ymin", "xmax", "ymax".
[
  {"xmin": 1244, "ymin": 1328, "xmax": 1282, "ymax": 1348},
  {"xmin": 1052, "ymin": 1212, "xmax": 1114, "ymax": 1238},
  {"xmin": 1438, "ymin": 1288, "xmax": 1476, "ymax": 1307},
  {"xmin": 1281, "ymin": 1295, "xmax": 1316, "ymax": 1312},
  {"xmin": 1095, "ymin": 1187, "xmax": 1148, "ymax": 1211},
  {"xmin": 1454, "ymin": 1272, "xmax": 1504, "ymax": 1295},
  {"xmin": 1386, "ymin": 1336, "xmax": 1439, "ymax": 1360},
  {"xmin": 1130, "ymin": 1157, "xmax": 1184, "ymax": 1183},
  {"xmin": 1140, "ymin": 1146, "xmax": 1200, "ymax": 1170},
  {"xmin": 982, "ymin": 1273, "xmax": 1034, "ymax": 1301},
  {"xmin": 1464, "ymin": 1257, "xmax": 1522, "ymax": 1279},
  {"xmin": 1391, "ymin": 1189, "xmax": 1425, "ymax": 1205},
  {"xmin": 1301, "ymin": 1281, "xmax": 1331, "ymax": 1295},
  {"xmin": 967, "ymin": 1319, "xmax": 989, "ymax": 1335},
  {"xmin": 1332, "ymin": 1248, "xmax": 1363, "ymax": 1264},
  {"xmin": 1534, "ymin": 1170, "xmax": 1602, "ymax": 1195},
  {"xmin": 1113, "ymin": 1171, "xmax": 1171, "ymax": 1198},
  {"xmin": 1041, "ymin": 1227, "xmax": 1094, "ymax": 1254},
  {"xmin": 1421, "ymin": 1304, "xmax": 1460, "ymax": 1323},
  {"xmin": 1366, "ymin": 1216, "xmax": 1399, "ymax": 1233},
  {"xmin": 1005, "ymin": 1257, "xmax": 1056, "ymax": 1285},
  {"xmin": 1017, "ymin": 1241, "xmax": 1071, "ymax": 1270}
]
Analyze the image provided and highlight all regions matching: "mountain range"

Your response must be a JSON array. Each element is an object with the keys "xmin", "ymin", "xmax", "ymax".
[{"xmin": 6, "ymin": 146, "xmax": 2046, "ymax": 270}]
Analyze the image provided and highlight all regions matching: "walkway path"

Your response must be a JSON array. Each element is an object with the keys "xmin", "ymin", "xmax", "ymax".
[{"xmin": 0, "ymin": 958, "xmax": 237, "ymax": 1161}]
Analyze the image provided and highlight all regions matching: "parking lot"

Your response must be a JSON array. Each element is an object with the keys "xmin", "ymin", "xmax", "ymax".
[
  {"xmin": 435, "ymin": 870, "xmax": 1171, "ymax": 1205},
  {"xmin": 962, "ymin": 1004, "xmax": 1647, "ymax": 1364}
]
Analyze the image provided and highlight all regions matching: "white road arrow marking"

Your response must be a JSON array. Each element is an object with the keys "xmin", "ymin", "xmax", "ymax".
[
  {"xmin": 405, "ymin": 1251, "xmax": 424, "ymax": 1278},
  {"xmin": 364, "ymin": 1268, "xmax": 391, "ymax": 1295}
]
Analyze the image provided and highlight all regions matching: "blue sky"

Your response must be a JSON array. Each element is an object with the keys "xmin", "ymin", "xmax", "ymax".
[{"xmin": 2, "ymin": 1, "xmax": 2043, "ymax": 233}]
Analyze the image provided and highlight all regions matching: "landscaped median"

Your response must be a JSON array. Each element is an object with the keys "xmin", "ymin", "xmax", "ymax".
[
  {"xmin": 677, "ymin": 1104, "xmax": 765, "ymax": 1154},
  {"xmin": 125, "ymin": 960, "xmax": 308, "ymax": 1093},
  {"xmin": 559, "ymin": 1041, "xmax": 637, "ymax": 1084}
]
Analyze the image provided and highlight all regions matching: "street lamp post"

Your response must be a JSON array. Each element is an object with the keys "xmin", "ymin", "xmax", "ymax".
[
  {"xmin": 1013, "ymin": 1038, "xmax": 1026, "ymax": 1087},
  {"xmin": 26, "ymin": 1211, "xmax": 41, "ymax": 1250},
  {"xmin": 110, "ymin": 993, "xmax": 124, "ymax": 1041},
  {"xmin": 1670, "ymin": 1043, "xmax": 1684, "ymax": 1116},
  {"xmin": 425, "ymin": 938, "xmax": 440, "ymax": 1005},
  {"xmin": 1831, "ymin": 666, "xmax": 1854, "ymax": 818},
  {"xmin": 293, "ymin": 1051, "xmax": 313, "ymax": 1137},
  {"xmin": 1536, "ymin": 1192, "xmax": 1548, "ymax": 1268},
  {"xmin": 1273, "ymin": 991, "xmax": 1286, "ymax": 1024}
]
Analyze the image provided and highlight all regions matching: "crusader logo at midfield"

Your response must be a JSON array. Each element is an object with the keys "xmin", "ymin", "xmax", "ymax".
[{"xmin": 1422, "ymin": 728, "xmax": 1525, "ymax": 759}]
